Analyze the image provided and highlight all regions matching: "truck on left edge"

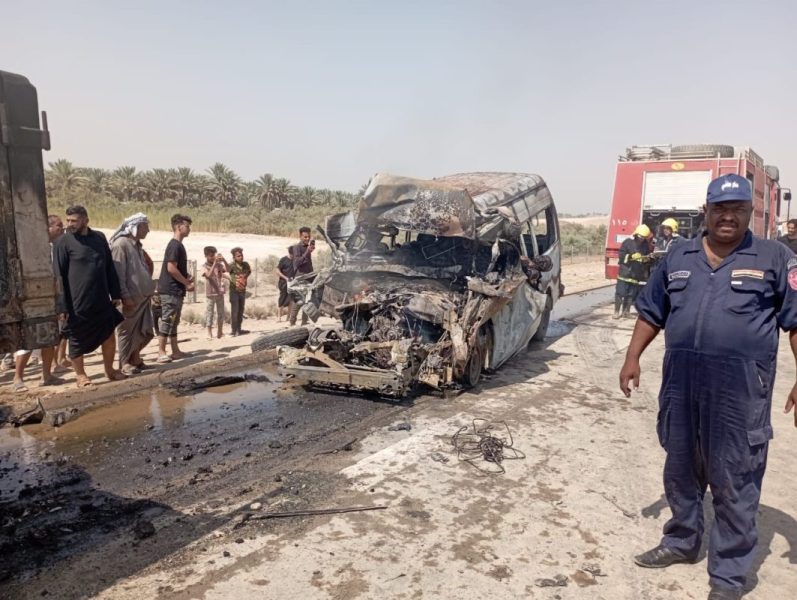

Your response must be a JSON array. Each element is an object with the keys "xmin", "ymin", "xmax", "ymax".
[{"xmin": 0, "ymin": 70, "xmax": 59, "ymax": 353}]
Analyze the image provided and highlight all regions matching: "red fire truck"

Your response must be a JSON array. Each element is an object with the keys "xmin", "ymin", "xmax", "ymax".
[{"xmin": 605, "ymin": 144, "xmax": 790, "ymax": 279}]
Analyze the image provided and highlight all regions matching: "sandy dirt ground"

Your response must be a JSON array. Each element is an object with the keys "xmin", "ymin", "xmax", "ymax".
[
  {"xmin": 41, "ymin": 304, "xmax": 795, "ymax": 600},
  {"xmin": 560, "ymin": 215, "xmax": 608, "ymax": 228},
  {"xmin": 96, "ymin": 228, "xmax": 309, "ymax": 267}
]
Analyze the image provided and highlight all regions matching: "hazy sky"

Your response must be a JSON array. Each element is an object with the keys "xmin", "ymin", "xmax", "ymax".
[{"xmin": 3, "ymin": 0, "xmax": 795, "ymax": 213}]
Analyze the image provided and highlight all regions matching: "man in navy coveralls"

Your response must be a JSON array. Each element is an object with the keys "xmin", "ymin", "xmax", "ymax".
[{"xmin": 619, "ymin": 174, "xmax": 797, "ymax": 599}]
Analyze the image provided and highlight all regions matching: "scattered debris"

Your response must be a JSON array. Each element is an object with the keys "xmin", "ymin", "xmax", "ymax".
[
  {"xmin": 11, "ymin": 399, "xmax": 46, "ymax": 427},
  {"xmin": 248, "ymin": 505, "xmax": 387, "ymax": 521},
  {"xmin": 387, "ymin": 422, "xmax": 412, "ymax": 432},
  {"xmin": 534, "ymin": 574, "xmax": 568, "ymax": 587},
  {"xmin": 317, "ymin": 438, "xmax": 358, "ymax": 455},
  {"xmin": 580, "ymin": 563, "xmax": 606, "ymax": 577},
  {"xmin": 430, "ymin": 452, "xmax": 449, "ymax": 464},
  {"xmin": 48, "ymin": 408, "xmax": 79, "ymax": 428},
  {"xmin": 132, "ymin": 520, "xmax": 155, "ymax": 540},
  {"xmin": 223, "ymin": 550, "xmax": 231, "ymax": 557},
  {"xmin": 450, "ymin": 418, "xmax": 525, "ymax": 475},
  {"xmin": 250, "ymin": 502, "xmax": 262, "ymax": 511},
  {"xmin": 268, "ymin": 440, "xmax": 283, "ymax": 449},
  {"xmin": 167, "ymin": 374, "xmax": 270, "ymax": 396},
  {"xmin": 585, "ymin": 489, "xmax": 635, "ymax": 519}
]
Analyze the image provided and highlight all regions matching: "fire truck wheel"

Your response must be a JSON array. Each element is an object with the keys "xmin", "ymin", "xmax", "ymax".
[
  {"xmin": 671, "ymin": 144, "xmax": 734, "ymax": 158},
  {"xmin": 251, "ymin": 327, "xmax": 310, "ymax": 353}
]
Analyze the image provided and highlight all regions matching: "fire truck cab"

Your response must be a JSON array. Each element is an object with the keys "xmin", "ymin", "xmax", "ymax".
[{"xmin": 605, "ymin": 143, "xmax": 789, "ymax": 279}]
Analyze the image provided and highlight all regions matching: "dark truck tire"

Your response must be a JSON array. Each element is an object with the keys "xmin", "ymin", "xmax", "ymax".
[
  {"xmin": 671, "ymin": 144, "xmax": 734, "ymax": 158},
  {"xmin": 251, "ymin": 327, "xmax": 309, "ymax": 353},
  {"xmin": 532, "ymin": 294, "xmax": 553, "ymax": 342},
  {"xmin": 765, "ymin": 165, "xmax": 780, "ymax": 182}
]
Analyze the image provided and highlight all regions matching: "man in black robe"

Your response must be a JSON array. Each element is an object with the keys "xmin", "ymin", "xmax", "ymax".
[{"xmin": 54, "ymin": 205, "xmax": 126, "ymax": 387}]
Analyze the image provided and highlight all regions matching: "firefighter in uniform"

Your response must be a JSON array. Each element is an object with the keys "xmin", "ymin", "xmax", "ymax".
[
  {"xmin": 614, "ymin": 224, "xmax": 653, "ymax": 319},
  {"xmin": 655, "ymin": 217, "xmax": 683, "ymax": 253},
  {"xmin": 619, "ymin": 174, "xmax": 797, "ymax": 600}
]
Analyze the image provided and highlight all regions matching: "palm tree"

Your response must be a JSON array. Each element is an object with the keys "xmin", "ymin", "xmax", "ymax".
[
  {"xmin": 81, "ymin": 168, "xmax": 110, "ymax": 195},
  {"xmin": 255, "ymin": 173, "xmax": 276, "ymax": 210},
  {"xmin": 297, "ymin": 185, "xmax": 318, "ymax": 208},
  {"xmin": 272, "ymin": 177, "xmax": 294, "ymax": 209},
  {"xmin": 205, "ymin": 163, "xmax": 241, "ymax": 207},
  {"xmin": 173, "ymin": 167, "xmax": 197, "ymax": 206},
  {"xmin": 143, "ymin": 168, "xmax": 178, "ymax": 203},
  {"xmin": 110, "ymin": 166, "xmax": 140, "ymax": 203},
  {"xmin": 47, "ymin": 159, "xmax": 85, "ymax": 196}
]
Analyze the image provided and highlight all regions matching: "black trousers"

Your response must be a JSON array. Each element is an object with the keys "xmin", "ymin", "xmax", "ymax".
[{"xmin": 229, "ymin": 290, "xmax": 246, "ymax": 333}]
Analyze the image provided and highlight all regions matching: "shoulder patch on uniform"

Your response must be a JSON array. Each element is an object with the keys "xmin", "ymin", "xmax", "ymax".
[
  {"xmin": 788, "ymin": 257, "xmax": 797, "ymax": 270},
  {"xmin": 731, "ymin": 269, "xmax": 765, "ymax": 280},
  {"xmin": 789, "ymin": 270, "xmax": 797, "ymax": 291},
  {"xmin": 668, "ymin": 270, "xmax": 690, "ymax": 281}
]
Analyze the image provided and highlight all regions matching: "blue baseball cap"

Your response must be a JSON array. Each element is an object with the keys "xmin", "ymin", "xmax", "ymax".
[{"xmin": 706, "ymin": 174, "xmax": 752, "ymax": 203}]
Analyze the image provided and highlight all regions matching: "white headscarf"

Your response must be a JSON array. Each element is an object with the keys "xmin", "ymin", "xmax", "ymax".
[{"xmin": 109, "ymin": 212, "xmax": 148, "ymax": 245}]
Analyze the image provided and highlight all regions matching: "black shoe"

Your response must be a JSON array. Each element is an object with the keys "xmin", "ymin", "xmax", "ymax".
[
  {"xmin": 633, "ymin": 545, "xmax": 695, "ymax": 569},
  {"xmin": 708, "ymin": 585, "xmax": 743, "ymax": 600},
  {"xmin": 238, "ymin": 329, "xmax": 250, "ymax": 335},
  {"xmin": 230, "ymin": 331, "xmax": 238, "ymax": 337}
]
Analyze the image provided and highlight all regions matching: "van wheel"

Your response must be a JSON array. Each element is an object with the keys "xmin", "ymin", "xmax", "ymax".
[
  {"xmin": 251, "ymin": 327, "xmax": 309, "ymax": 353},
  {"xmin": 463, "ymin": 343, "xmax": 484, "ymax": 388},
  {"xmin": 532, "ymin": 294, "xmax": 553, "ymax": 342}
]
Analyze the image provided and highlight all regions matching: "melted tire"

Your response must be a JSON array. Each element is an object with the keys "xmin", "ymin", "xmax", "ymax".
[
  {"xmin": 462, "ymin": 340, "xmax": 484, "ymax": 388},
  {"xmin": 251, "ymin": 327, "xmax": 310, "ymax": 353},
  {"xmin": 532, "ymin": 294, "xmax": 553, "ymax": 342}
]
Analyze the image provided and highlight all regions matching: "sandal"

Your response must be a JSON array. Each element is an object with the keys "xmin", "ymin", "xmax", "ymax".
[
  {"xmin": 76, "ymin": 377, "xmax": 95, "ymax": 389},
  {"xmin": 121, "ymin": 364, "xmax": 141, "ymax": 376},
  {"xmin": 106, "ymin": 371, "xmax": 128, "ymax": 382},
  {"xmin": 12, "ymin": 381, "xmax": 28, "ymax": 393},
  {"xmin": 39, "ymin": 376, "xmax": 65, "ymax": 387},
  {"xmin": 156, "ymin": 355, "xmax": 173, "ymax": 364}
]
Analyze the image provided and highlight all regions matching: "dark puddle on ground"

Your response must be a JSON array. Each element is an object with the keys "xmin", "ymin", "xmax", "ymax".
[
  {"xmin": 545, "ymin": 285, "xmax": 615, "ymax": 339},
  {"xmin": 0, "ymin": 370, "xmax": 282, "ymax": 499}
]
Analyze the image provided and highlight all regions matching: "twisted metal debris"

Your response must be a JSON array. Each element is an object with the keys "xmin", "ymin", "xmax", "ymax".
[{"xmin": 450, "ymin": 418, "xmax": 525, "ymax": 475}]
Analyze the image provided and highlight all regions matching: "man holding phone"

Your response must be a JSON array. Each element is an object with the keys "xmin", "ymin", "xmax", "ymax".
[{"xmin": 289, "ymin": 226, "xmax": 315, "ymax": 326}]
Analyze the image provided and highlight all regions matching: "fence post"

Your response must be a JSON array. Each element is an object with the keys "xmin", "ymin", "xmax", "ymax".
[
  {"xmin": 191, "ymin": 260, "xmax": 197, "ymax": 304},
  {"xmin": 254, "ymin": 258, "xmax": 258, "ymax": 298}
]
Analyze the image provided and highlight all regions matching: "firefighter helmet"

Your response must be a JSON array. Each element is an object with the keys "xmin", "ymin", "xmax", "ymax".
[
  {"xmin": 633, "ymin": 224, "xmax": 652, "ymax": 238},
  {"xmin": 661, "ymin": 218, "xmax": 679, "ymax": 233}
]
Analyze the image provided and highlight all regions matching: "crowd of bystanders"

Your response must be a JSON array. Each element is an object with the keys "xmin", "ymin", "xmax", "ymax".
[{"xmin": 3, "ymin": 206, "xmax": 317, "ymax": 392}]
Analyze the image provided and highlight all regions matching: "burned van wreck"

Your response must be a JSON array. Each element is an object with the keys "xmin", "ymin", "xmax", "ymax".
[{"xmin": 272, "ymin": 172, "xmax": 562, "ymax": 397}]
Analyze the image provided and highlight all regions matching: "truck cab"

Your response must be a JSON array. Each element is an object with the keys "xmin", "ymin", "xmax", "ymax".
[
  {"xmin": 0, "ymin": 70, "xmax": 59, "ymax": 352},
  {"xmin": 605, "ymin": 144, "xmax": 786, "ymax": 279}
]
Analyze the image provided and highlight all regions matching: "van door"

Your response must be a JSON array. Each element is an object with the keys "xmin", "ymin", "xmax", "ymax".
[
  {"xmin": 0, "ymin": 71, "xmax": 59, "ymax": 352},
  {"xmin": 531, "ymin": 204, "xmax": 562, "ymax": 302}
]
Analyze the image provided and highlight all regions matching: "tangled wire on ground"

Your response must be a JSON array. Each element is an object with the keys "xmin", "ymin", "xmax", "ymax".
[{"xmin": 450, "ymin": 418, "xmax": 526, "ymax": 475}]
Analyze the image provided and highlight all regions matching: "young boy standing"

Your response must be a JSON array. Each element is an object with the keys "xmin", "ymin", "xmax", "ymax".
[
  {"xmin": 228, "ymin": 247, "xmax": 252, "ymax": 336},
  {"xmin": 276, "ymin": 246, "xmax": 294, "ymax": 321},
  {"xmin": 202, "ymin": 246, "xmax": 228, "ymax": 340}
]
